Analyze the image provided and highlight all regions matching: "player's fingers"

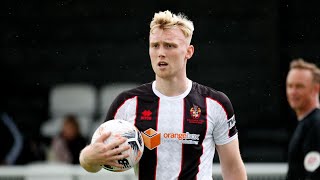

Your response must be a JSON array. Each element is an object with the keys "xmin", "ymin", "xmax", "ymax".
[
  {"xmin": 107, "ymin": 137, "xmax": 128, "ymax": 150},
  {"xmin": 108, "ymin": 146, "xmax": 131, "ymax": 157},
  {"xmin": 107, "ymin": 153, "xmax": 130, "ymax": 162},
  {"xmin": 96, "ymin": 132, "xmax": 111, "ymax": 142}
]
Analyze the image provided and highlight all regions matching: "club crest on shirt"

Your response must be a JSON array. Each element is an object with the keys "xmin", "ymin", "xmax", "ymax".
[{"xmin": 190, "ymin": 105, "xmax": 201, "ymax": 119}]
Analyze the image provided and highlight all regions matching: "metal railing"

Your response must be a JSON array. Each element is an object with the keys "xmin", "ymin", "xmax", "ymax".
[{"xmin": 0, "ymin": 163, "xmax": 287, "ymax": 180}]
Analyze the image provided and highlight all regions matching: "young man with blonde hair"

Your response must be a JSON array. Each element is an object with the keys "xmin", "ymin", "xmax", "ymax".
[
  {"xmin": 286, "ymin": 58, "xmax": 320, "ymax": 179},
  {"xmin": 80, "ymin": 10, "xmax": 247, "ymax": 180}
]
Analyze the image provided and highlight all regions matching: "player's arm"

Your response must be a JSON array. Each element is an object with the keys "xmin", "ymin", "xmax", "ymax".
[
  {"xmin": 79, "ymin": 132, "xmax": 130, "ymax": 173},
  {"xmin": 80, "ymin": 91, "xmax": 131, "ymax": 172},
  {"xmin": 304, "ymin": 120, "xmax": 320, "ymax": 177},
  {"xmin": 216, "ymin": 138, "xmax": 247, "ymax": 180}
]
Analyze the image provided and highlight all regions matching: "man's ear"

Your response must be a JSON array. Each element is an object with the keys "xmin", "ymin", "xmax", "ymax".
[{"xmin": 186, "ymin": 45, "xmax": 194, "ymax": 60}]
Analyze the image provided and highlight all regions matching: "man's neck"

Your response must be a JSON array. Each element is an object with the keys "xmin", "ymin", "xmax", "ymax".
[
  {"xmin": 296, "ymin": 102, "xmax": 319, "ymax": 121},
  {"xmin": 154, "ymin": 77, "xmax": 189, "ymax": 97}
]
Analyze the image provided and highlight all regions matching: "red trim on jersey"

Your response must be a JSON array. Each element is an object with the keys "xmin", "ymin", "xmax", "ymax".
[
  {"xmin": 134, "ymin": 97, "xmax": 139, "ymax": 179},
  {"xmin": 206, "ymin": 97, "xmax": 228, "ymax": 120},
  {"xmin": 178, "ymin": 98, "xmax": 186, "ymax": 178},
  {"xmin": 113, "ymin": 96, "xmax": 137, "ymax": 118},
  {"xmin": 154, "ymin": 98, "xmax": 160, "ymax": 180},
  {"xmin": 134, "ymin": 96, "xmax": 138, "ymax": 126}
]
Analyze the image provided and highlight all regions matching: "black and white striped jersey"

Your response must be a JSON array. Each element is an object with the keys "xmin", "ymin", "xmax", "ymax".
[{"xmin": 105, "ymin": 80, "xmax": 238, "ymax": 180}]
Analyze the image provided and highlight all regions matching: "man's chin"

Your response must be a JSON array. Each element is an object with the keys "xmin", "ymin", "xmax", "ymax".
[
  {"xmin": 289, "ymin": 103, "xmax": 299, "ymax": 110},
  {"xmin": 291, "ymin": 105, "xmax": 302, "ymax": 112},
  {"xmin": 156, "ymin": 73, "xmax": 171, "ymax": 79}
]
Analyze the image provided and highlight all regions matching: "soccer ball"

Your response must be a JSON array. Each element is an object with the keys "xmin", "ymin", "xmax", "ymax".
[{"xmin": 91, "ymin": 119, "xmax": 144, "ymax": 172}]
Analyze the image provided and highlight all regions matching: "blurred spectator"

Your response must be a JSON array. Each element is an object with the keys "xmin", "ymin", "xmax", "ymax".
[
  {"xmin": 286, "ymin": 58, "xmax": 320, "ymax": 179},
  {"xmin": 0, "ymin": 112, "xmax": 23, "ymax": 165},
  {"xmin": 48, "ymin": 114, "xmax": 87, "ymax": 164}
]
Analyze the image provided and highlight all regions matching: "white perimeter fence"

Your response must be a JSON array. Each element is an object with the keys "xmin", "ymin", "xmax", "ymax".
[{"xmin": 0, "ymin": 163, "xmax": 287, "ymax": 180}]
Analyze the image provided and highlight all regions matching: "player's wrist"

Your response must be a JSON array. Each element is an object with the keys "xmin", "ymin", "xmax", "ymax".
[{"xmin": 79, "ymin": 146, "xmax": 102, "ymax": 173}]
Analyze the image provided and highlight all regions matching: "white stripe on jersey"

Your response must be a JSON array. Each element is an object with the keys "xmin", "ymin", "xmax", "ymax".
[
  {"xmin": 113, "ymin": 96, "xmax": 137, "ymax": 124},
  {"xmin": 156, "ymin": 98, "xmax": 184, "ymax": 180},
  {"xmin": 152, "ymin": 80, "xmax": 192, "ymax": 180}
]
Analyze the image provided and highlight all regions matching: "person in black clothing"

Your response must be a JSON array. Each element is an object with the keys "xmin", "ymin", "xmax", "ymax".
[
  {"xmin": 48, "ymin": 114, "xmax": 87, "ymax": 164},
  {"xmin": 286, "ymin": 58, "xmax": 320, "ymax": 179}
]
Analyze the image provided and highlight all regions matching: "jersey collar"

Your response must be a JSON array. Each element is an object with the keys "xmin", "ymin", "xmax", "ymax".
[{"xmin": 152, "ymin": 79, "xmax": 192, "ymax": 100}]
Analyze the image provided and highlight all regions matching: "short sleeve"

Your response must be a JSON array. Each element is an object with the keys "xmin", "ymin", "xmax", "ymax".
[{"xmin": 206, "ymin": 92, "xmax": 238, "ymax": 145}]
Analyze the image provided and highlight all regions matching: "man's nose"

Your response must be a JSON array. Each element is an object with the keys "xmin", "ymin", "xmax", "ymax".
[{"xmin": 157, "ymin": 46, "xmax": 166, "ymax": 58}]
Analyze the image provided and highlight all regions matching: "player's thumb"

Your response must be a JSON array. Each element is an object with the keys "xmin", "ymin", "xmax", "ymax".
[{"xmin": 96, "ymin": 132, "xmax": 111, "ymax": 143}]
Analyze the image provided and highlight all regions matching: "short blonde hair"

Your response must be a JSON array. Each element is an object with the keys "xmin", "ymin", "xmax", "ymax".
[
  {"xmin": 150, "ymin": 10, "xmax": 194, "ymax": 43},
  {"xmin": 290, "ymin": 58, "xmax": 320, "ymax": 83}
]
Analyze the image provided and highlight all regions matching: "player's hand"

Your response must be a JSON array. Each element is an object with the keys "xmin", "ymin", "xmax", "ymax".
[{"xmin": 80, "ymin": 132, "xmax": 130, "ymax": 169}]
